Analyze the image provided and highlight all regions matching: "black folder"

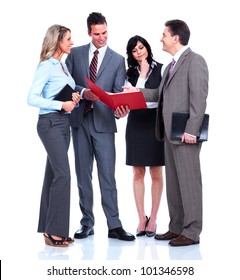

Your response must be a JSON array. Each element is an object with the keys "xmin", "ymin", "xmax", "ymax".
[
  {"xmin": 171, "ymin": 112, "xmax": 209, "ymax": 142},
  {"xmin": 53, "ymin": 84, "xmax": 75, "ymax": 101}
]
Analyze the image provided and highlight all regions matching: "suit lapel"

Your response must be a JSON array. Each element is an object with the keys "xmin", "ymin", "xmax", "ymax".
[
  {"xmin": 83, "ymin": 44, "xmax": 90, "ymax": 78},
  {"xmin": 165, "ymin": 47, "xmax": 192, "ymax": 87},
  {"xmin": 160, "ymin": 62, "xmax": 172, "ymax": 94},
  {"xmin": 97, "ymin": 47, "xmax": 111, "ymax": 78}
]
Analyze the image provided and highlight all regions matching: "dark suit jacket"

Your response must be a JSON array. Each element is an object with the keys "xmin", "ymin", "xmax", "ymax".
[
  {"xmin": 66, "ymin": 44, "xmax": 126, "ymax": 132},
  {"xmin": 141, "ymin": 48, "xmax": 209, "ymax": 142}
]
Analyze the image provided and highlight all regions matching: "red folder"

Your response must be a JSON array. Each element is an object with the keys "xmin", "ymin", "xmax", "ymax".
[{"xmin": 85, "ymin": 77, "xmax": 147, "ymax": 110}]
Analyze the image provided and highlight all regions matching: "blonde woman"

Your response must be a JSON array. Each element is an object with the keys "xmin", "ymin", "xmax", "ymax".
[{"xmin": 28, "ymin": 25, "xmax": 80, "ymax": 247}]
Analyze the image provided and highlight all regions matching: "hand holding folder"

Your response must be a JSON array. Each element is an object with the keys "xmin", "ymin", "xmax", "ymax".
[
  {"xmin": 53, "ymin": 84, "xmax": 75, "ymax": 101},
  {"xmin": 53, "ymin": 84, "xmax": 77, "ymax": 113},
  {"xmin": 171, "ymin": 112, "xmax": 209, "ymax": 142},
  {"xmin": 85, "ymin": 77, "xmax": 147, "ymax": 110}
]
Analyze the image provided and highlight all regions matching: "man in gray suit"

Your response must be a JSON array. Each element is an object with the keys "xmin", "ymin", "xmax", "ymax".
[
  {"xmin": 66, "ymin": 12, "xmax": 135, "ymax": 241},
  {"xmin": 124, "ymin": 20, "xmax": 208, "ymax": 246}
]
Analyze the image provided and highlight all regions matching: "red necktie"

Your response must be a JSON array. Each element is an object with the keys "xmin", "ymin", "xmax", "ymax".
[{"xmin": 84, "ymin": 50, "xmax": 99, "ymax": 113}]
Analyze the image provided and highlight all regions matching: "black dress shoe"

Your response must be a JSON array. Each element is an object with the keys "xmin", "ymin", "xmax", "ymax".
[
  {"xmin": 74, "ymin": 226, "xmax": 94, "ymax": 239},
  {"xmin": 108, "ymin": 227, "xmax": 135, "ymax": 241}
]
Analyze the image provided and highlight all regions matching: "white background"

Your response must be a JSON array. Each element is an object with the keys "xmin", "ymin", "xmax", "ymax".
[{"xmin": 1, "ymin": 0, "xmax": 239, "ymax": 279}]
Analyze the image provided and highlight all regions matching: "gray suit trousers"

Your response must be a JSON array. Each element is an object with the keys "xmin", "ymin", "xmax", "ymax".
[
  {"xmin": 71, "ymin": 111, "xmax": 122, "ymax": 230},
  {"xmin": 37, "ymin": 112, "xmax": 71, "ymax": 237},
  {"xmin": 164, "ymin": 136, "xmax": 202, "ymax": 242}
]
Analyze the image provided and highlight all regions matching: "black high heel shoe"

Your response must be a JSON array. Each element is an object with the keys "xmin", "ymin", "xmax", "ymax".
[
  {"xmin": 136, "ymin": 216, "xmax": 149, "ymax": 237},
  {"xmin": 44, "ymin": 233, "xmax": 69, "ymax": 247},
  {"xmin": 145, "ymin": 219, "xmax": 157, "ymax": 237},
  {"xmin": 64, "ymin": 237, "xmax": 75, "ymax": 244}
]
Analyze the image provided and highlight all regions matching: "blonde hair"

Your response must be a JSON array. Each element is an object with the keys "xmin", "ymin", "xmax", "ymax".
[{"xmin": 40, "ymin": 24, "xmax": 71, "ymax": 62}]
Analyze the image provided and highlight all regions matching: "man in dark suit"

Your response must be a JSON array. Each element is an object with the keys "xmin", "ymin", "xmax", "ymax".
[
  {"xmin": 124, "ymin": 19, "xmax": 209, "ymax": 246},
  {"xmin": 66, "ymin": 12, "xmax": 135, "ymax": 241}
]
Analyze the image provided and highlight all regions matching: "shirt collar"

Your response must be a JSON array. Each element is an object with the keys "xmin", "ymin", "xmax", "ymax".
[
  {"xmin": 90, "ymin": 42, "xmax": 107, "ymax": 56},
  {"xmin": 173, "ymin": 45, "xmax": 189, "ymax": 63},
  {"xmin": 49, "ymin": 57, "xmax": 60, "ymax": 65}
]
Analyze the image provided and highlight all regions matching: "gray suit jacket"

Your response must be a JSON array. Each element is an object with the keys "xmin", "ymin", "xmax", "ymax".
[
  {"xmin": 141, "ymin": 48, "xmax": 209, "ymax": 142},
  {"xmin": 66, "ymin": 44, "xmax": 126, "ymax": 132}
]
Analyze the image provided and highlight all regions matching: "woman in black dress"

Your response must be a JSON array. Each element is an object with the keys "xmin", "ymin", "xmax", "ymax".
[{"xmin": 125, "ymin": 35, "xmax": 165, "ymax": 237}]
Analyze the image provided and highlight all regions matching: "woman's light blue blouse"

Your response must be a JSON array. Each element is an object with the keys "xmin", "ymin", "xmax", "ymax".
[{"xmin": 28, "ymin": 57, "xmax": 76, "ymax": 115}]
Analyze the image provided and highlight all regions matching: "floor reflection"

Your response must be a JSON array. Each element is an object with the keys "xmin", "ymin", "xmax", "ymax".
[{"xmin": 37, "ymin": 234, "xmax": 202, "ymax": 261}]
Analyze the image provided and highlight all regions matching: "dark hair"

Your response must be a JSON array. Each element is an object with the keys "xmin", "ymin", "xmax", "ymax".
[
  {"xmin": 126, "ymin": 35, "xmax": 154, "ymax": 82},
  {"xmin": 87, "ymin": 12, "xmax": 107, "ymax": 32},
  {"xmin": 126, "ymin": 35, "xmax": 154, "ymax": 67},
  {"xmin": 126, "ymin": 35, "xmax": 155, "ymax": 83},
  {"xmin": 165, "ymin": 19, "xmax": 190, "ymax": 46}
]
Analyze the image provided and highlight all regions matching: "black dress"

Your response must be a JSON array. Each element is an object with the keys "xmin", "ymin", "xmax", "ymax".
[{"xmin": 126, "ymin": 62, "xmax": 165, "ymax": 166}]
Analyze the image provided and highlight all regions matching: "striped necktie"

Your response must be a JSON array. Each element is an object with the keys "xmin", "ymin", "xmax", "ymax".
[{"xmin": 84, "ymin": 50, "xmax": 99, "ymax": 113}]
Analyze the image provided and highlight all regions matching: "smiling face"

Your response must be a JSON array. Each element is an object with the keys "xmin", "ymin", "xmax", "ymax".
[
  {"xmin": 160, "ymin": 26, "xmax": 178, "ymax": 56},
  {"xmin": 59, "ymin": 30, "xmax": 74, "ymax": 55},
  {"xmin": 88, "ymin": 23, "xmax": 108, "ymax": 49},
  {"xmin": 131, "ymin": 41, "xmax": 148, "ymax": 64}
]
